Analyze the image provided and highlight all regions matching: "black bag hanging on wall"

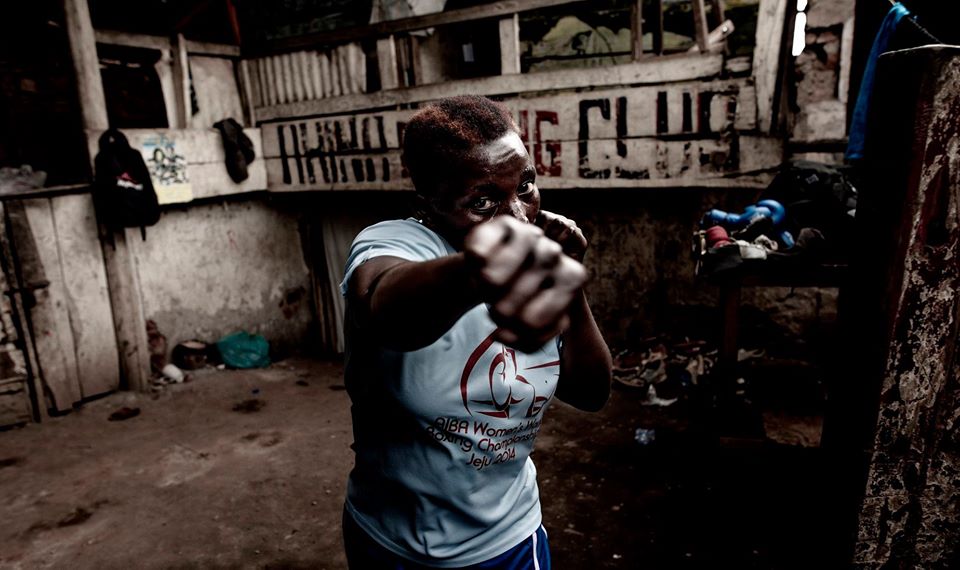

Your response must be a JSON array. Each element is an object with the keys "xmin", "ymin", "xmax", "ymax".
[{"xmin": 93, "ymin": 129, "xmax": 161, "ymax": 240}]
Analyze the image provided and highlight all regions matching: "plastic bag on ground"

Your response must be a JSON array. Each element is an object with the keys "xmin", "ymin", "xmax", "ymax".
[{"xmin": 216, "ymin": 331, "xmax": 270, "ymax": 369}]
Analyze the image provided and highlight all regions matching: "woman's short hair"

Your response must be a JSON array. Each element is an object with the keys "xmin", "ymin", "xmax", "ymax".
[{"xmin": 402, "ymin": 95, "xmax": 519, "ymax": 196}]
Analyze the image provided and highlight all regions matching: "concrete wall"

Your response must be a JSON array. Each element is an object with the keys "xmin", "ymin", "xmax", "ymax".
[
  {"xmin": 789, "ymin": 0, "xmax": 856, "ymax": 163},
  {"xmin": 545, "ymin": 188, "xmax": 839, "ymax": 352},
  {"xmin": 133, "ymin": 195, "xmax": 314, "ymax": 359},
  {"xmin": 189, "ymin": 55, "xmax": 245, "ymax": 129}
]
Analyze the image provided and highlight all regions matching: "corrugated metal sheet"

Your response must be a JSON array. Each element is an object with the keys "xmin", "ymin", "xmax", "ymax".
[{"xmin": 249, "ymin": 43, "xmax": 366, "ymax": 106}]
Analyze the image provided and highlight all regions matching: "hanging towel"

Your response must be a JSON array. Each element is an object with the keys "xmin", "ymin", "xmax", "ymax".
[{"xmin": 846, "ymin": 3, "xmax": 912, "ymax": 161}]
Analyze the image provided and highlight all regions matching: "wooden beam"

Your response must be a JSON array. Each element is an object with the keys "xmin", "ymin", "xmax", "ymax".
[
  {"xmin": 238, "ymin": 59, "xmax": 258, "ymax": 125},
  {"xmin": 499, "ymin": 14, "xmax": 521, "ymax": 74},
  {"xmin": 839, "ymin": 17, "xmax": 855, "ymax": 106},
  {"xmin": 94, "ymin": 29, "xmax": 171, "ymax": 51},
  {"xmin": 653, "ymin": 0, "xmax": 664, "ymax": 55},
  {"xmin": 691, "ymin": 0, "xmax": 711, "ymax": 53},
  {"xmin": 709, "ymin": 0, "xmax": 726, "ymax": 28},
  {"xmin": 250, "ymin": 0, "xmax": 590, "ymax": 56},
  {"xmin": 630, "ymin": 0, "xmax": 643, "ymax": 60},
  {"xmin": 225, "ymin": 0, "xmax": 242, "ymax": 46},
  {"xmin": 753, "ymin": 0, "xmax": 789, "ymax": 132},
  {"xmin": 171, "ymin": 33, "xmax": 191, "ymax": 128},
  {"xmin": 184, "ymin": 39, "xmax": 240, "ymax": 58},
  {"xmin": 66, "ymin": 0, "xmax": 108, "ymax": 131},
  {"xmin": 66, "ymin": 0, "xmax": 151, "ymax": 393},
  {"xmin": 256, "ymin": 52, "xmax": 724, "ymax": 121},
  {"xmin": 94, "ymin": 29, "xmax": 239, "ymax": 58},
  {"xmin": 377, "ymin": 36, "xmax": 400, "ymax": 91}
]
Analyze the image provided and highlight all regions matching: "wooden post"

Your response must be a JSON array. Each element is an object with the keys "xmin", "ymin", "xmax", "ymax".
[
  {"xmin": 377, "ymin": 35, "xmax": 400, "ymax": 90},
  {"xmin": 653, "ymin": 0, "xmax": 664, "ymax": 55},
  {"xmin": 64, "ymin": 0, "xmax": 151, "ymax": 393},
  {"xmin": 717, "ymin": 281, "xmax": 741, "ymax": 383},
  {"xmin": 838, "ymin": 46, "xmax": 960, "ymax": 567},
  {"xmin": 171, "ymin": 32, "xmax": 191, "ymax": 128},
  {"xmin": 238, "ymin": 59, "xmax": 257, "ymax": 126},
  {"xmin": 691, "ymin": 0, "xmax": 710, "ymax": 53},
  {"xmin": 752, "ymin": 0, "xmax": 788, "ymax": 133},
  {"xmin": 64, "ymin": 0, "xmax": 108, "ymax": 130},
  {"xmin": 630, "ymin": 0, "xmax": 643, "ymax": 60},
  {"xmin": 709, "ymin": 0, "xmax": 726, "ymax": 28},
  {"xmin": 498, "ymin": 14, "xmax": 521, "ymax": 75}
]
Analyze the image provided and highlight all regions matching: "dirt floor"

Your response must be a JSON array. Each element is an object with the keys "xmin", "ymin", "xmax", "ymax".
[{"xmin": 0, "ymin": 358, "xmax": 845, "ymax": 569}]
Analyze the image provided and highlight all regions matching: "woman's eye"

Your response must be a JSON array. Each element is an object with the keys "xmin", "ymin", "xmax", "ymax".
[
  {"xmin": 470, "ymin": 198, "xmax": 497, "ymax": 212},
  {"xmin": 519, "ymin": 181, "xmax": 537, "ymax": 197}
]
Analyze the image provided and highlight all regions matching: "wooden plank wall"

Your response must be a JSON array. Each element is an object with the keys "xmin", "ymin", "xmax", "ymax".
[
  {"xmin": 260, "ymin": 77, "xmax": 780, "ymax": 191},
  {"xmin": 86, "ymin": 129, "xmax": 267, "ymax": 205},
  {"xmin": 848, "ymin": 46, "xmax": 960, "ymax": 568},
  {"xmin": 753, "ymin": 0, "xmax": 788, "ymax": 133},
  {"xmin": 1, "ymin": 196, "xmax": 119, "ymax": 412}
]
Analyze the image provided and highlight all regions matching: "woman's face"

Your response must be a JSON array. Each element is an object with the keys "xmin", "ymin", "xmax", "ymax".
[{"xmin": 422, "ymin": 132, "xmax": 541, "ymax": 249}]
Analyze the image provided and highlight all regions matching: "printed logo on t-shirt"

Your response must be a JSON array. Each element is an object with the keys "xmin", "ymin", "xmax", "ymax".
[
  {"xmin": 460, "ymin": 332, "xmax": 557, "ymax": 419},
  {"xmin": 425, "ymin": 333, "xmax": 559, "ymax": 471}
]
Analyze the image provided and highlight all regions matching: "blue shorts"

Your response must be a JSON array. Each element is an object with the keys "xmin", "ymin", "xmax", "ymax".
[{"xmin": 342, "ymin": 510, "xmax": 551, "ymax": 570}]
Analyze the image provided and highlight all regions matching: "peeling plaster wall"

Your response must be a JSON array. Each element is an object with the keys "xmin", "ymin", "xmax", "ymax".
[
  {"xmin": 188, "ymin": 56, "xmax": 245, "ymax": 129},
  {"xmin": 545, "ymin": 189, "xmax": 839, "ymax": 351},
  {"xmin": 789, "ymin": 0, "xmax": 855, "ymax": 162},
  {"xmin": 132, "ymin": 197, "xmax": 313, "ymax": 359}
]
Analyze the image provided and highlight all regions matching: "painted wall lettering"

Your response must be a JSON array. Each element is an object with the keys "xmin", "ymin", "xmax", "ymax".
[{"xmin": 263, "ymin": 79, "xmax": 768, "ymax": 190}]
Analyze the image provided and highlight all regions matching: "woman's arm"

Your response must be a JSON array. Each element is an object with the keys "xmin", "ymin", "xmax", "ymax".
[
  {"xmin": 536, "ymin": 210, "xmax": 613, "ymax": 411},
  {"xmin": 347, "ymin": 216, "xmax": 587, "ymax": 353},
  {"xmin": 347, "ymin": 253, "xmax": 481, "ymax": 351},
  {"xmin": 556, "ymin": 290, "xmax": 613, "ymax": 411}
]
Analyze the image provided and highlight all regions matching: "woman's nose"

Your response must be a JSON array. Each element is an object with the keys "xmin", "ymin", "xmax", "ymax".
[{"xmin": 499, "ymin": 197, "xmax": 527, "ymax": 222}]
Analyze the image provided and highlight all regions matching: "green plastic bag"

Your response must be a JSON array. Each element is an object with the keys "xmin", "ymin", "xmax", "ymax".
[{"xmin": 216, "ymin": 331, "xmax": 270, "ymax": 369}]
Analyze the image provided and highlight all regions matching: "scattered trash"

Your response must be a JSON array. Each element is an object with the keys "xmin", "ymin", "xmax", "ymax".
[
  {"xmin": 0, "ymin": 456, "xmax": 24, "ymax": 469},
  {"xmin": 217, "ymin": 331, "xmax": 270, "ymax": 369},
  {"xmin": 640, "ymin": 385, "xmax": 678, "ymax": 407},
  {"xmin": 57, "ymin": 506, "xmax": 94, "ymax": 527},
  {"xmin": 232, "ymin": 399, "xmax": 265, "ymax": 413},
  {"xmin": 172, "ymin": 340, "xmax": 213, "ymax": 370},
  {"xmin": 161, "ymin": 363, "xmax": 185, "ymax": 383},
  {"xmin": 633, "ymin": 428, "xmax": 656, "ymax": 446},
  {"xmin": 108, "ymin": 407, "xmax": 140, "ymax": 421},
  {"xmin": 613, "ymin": 337, "xmax": 716, "ymax": 405},
  {"xmin": 0, "ymin": 164, "xmax": 46, "ymax": 194},
  {"xmin": 146, "ymin": 320, "xmax": 167, "ymax": 375}
]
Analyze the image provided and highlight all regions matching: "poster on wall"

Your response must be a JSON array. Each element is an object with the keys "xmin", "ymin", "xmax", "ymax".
[{"xmin": 141, "ymin": 134, "xmax": 193, "ymax": 204}]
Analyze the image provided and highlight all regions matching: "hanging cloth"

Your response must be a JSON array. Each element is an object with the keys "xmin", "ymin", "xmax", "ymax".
[{"xmin": 846, "ymin": 2, "xmax": 912, "ymax": 161}]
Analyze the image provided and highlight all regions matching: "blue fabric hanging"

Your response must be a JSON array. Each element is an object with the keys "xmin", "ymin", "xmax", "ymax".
[{"xmin": 846, "ymin": 2, "xmax": 912, "ymax": 161}]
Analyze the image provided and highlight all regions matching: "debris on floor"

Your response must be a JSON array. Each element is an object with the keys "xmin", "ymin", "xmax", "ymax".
[
  {"xmin": 217, "ymin": 331, "xmax": 271, "ymax": 369},
  {"xmin": 633, "ymin": 427, "xmax": 656, "ymax": 446},
  {"xmin": 232, "ymin": 398, "xmax": 265, "ymax": 413},
  {"xmin": 147, "ymin": 320, "xmax": 168, "ymax": 375},
  {"xmin": 172, "ymin": 340, "xmax": 216, "ymax": 370},
  {"xmin": 612, "ymin": 337, "xmax": 717, "ymax": 406},
  {"xmin": 107, "ymin": 406, "xmax": 140, "ymax": 421}
]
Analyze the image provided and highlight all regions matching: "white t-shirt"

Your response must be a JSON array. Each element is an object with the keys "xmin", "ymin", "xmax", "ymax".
[{"xmin": 340, "ymin": 219, "xmax": 561, "ymax": 567}]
